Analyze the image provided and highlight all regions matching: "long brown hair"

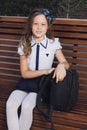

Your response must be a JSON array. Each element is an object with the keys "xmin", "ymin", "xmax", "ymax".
[{"xmin": 19, "ymin": 8, "xmax": 54, "ymax": 57}]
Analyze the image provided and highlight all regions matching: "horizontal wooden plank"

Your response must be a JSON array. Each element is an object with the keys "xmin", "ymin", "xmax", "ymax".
[
  {"xmin": 53, "ymin": 19, "xmax": 87, "ymax": 26},
  {"xmin": 0, "ymin": 74, "xmax": 20, "ymax": 80},
  {"xmin": 70, "ymin": 65, "xmax": 87, "ymax": 71},
  {"xmin": 0, "ymin": 22, "xmax": 25, "ymax": 28},
  {"xmin": 0, "ymin": 28, "xmax": 23, "ymax": 34},
  {"xmin": 54, "ymin": 32, "xmax": 87, "ymax": 39},
  {"xmin": 79, "ymin": 79, "xmax": 87, "ymax": 86},
  {"xmin": 67, "ymin": 58, "xmax": 87, "ymax": 65},
  {"xmin": 63, "ymin": 45, "xmax": 87, "ymax": 52},
  {"xmin": 0, "ymin": 45, "xmax": 17, "ymax": 52},
  {"xmin": 0, "ymin": 34, "xmax": 21, "ymax": 40},
  {"xmin": 33, "ymin": 119, "xmax": 80, "ymax": 130},
  {"xmin": 0, "ymin": 62, "xmax": 19, "ymax": 69},
  {"xmin": 0, "ymin": 51, "xmax": 18, "ymax": 57},
  {"xmin": 80, "ymin": 86, "xmax": 87, "ymax": 91},
  {"xmin": 63, "ymin": 52, "xmax": 87, "ymax": 58},
  {"xmin": 79, "ymin": 91, "xmax": 87, "ymax": 97},
  {"xmin": 0, "ymin": 57, "xmax": 19, "ymax": 63},
  {"xmin": 0, "ymin": 68, "xmax": 20, "ymax": 75},
  {"xmin": 0, "ymin": 39, "xmax": 19, "ymax": 46},
  {"xmin": 0, "ymin": 78, "xmax": 19, "ymax": 87},
  {"xmin": 60, "ymin": 38, "xmax": 87, "ymax": 45},
  {"xmin": 0, "ymin": 16, "xmax": 27, "ymax": 23},
  {"xmin": 78, "ymin": 72, "xmax": 87, "ymax": 79},
  {"xmin": 53, "ymin": 25, "xmax": 87, "ymax": 32}
]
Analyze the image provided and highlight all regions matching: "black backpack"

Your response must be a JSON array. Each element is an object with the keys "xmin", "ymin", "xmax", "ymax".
[{"xmin": 36, "ymin": 70, "xmax": 79, "ymax": 129}]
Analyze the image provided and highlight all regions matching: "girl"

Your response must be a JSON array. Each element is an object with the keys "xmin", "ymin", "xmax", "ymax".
[{"xmin": 6, "ymin": 8, "xmax": 69, "ymax": 130}]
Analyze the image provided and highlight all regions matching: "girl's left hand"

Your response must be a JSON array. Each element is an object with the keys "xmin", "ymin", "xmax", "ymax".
[{"xmin": 52, "ymin": 63, "xmax": 66, "ymax": 83}]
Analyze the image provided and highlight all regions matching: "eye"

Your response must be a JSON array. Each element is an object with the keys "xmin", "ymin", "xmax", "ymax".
[
  {"xmin": 42, "ymin": 23, "xmax": 46, "ymax": 26},
  {"xmin": 33, "ymin": 22, "xmax": 38, "ymax": 25}
]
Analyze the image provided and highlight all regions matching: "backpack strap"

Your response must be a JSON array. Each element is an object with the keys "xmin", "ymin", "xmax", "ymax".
[
  {"xmin": 37, "ymin": 71, "xmax": 55, "ymax": 130},
  {"xmin": 36, "ymin": 71, "xmax": 54, "ymax": 121}
]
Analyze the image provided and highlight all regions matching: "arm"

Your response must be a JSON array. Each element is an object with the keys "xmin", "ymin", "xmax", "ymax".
[
  {"xmin": 20, "ymin": 55, "xmax": 55, "ymax": 79},
  {"xmin": 53, "ymin": 49, "xmax": 70, "ymax": 83}
]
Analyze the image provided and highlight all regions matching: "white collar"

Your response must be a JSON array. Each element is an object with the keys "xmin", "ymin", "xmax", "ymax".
[{"xmin": 31, "ymin": 35, "xmax": 48, "ymax": 49}]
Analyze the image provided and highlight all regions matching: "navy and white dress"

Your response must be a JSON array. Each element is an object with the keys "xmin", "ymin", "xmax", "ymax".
[{"xmin": 16, "ymin": 36, "xmax": 62, "ymax": 93}]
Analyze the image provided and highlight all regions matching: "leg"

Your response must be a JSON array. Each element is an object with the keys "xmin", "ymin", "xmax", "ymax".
[
  {"xmin": 6, "ymin": 90, "xmax": 27, "ymax": 130},
  {"xmin": 19, "ymin": 92, "xmax": 37, "ymax": 130}
]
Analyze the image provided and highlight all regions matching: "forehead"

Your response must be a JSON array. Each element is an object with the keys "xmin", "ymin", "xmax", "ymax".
[{"xmin": 33, "ymin": 14, "xmax": 47, "ymax": 22}]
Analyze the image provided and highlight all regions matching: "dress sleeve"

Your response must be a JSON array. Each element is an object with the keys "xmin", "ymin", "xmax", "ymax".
[
  {"xmin": 54, "ymin": 38, "xmax": 62, "ymax": 50},
  {"xmin": 18, "ymin": 45, "xmax": 24, "ymax": 56}
]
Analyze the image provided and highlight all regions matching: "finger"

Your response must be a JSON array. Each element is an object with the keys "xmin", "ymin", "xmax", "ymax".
[
  {"xmin": 56, "ymin": 77, "xmax": 59, "ymax": 83},
  {"xmin": 52, "ymin": 73, "xmax": 55, "ymax": 78},
  {"xmin": 59, "ymin": 75, "xmax": 65, "ymax": 81},
  {"xmin": 52, "ymin": 68, "xmax": 55, "ymax": 73},
  {"xmin": 58, "ymin": 76, "xmax": 62, "ymax": 81},
  {"xmin": 56, "ymin": 75, "xmax": 59, "ymax": 83}
]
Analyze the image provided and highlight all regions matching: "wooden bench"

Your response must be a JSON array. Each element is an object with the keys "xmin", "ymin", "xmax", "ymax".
[{"xmin": 0, "ymin": 16, "xmax": 87, "ymax": 130}]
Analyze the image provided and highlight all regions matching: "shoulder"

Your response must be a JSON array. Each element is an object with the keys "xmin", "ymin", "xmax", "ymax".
[
  {"xmin": 48, "ymin": 37, "xmax": 62, "ymax": 50},
  {"xmin": 48, "ymin": 37, "xmax": 59, "ymax": 44},
  {"xmin": 54, "ymin": 37, "xmax": 59, "ymax": 42},
  {"xmin": 17, "ymin": 37, "xmax": 26, "ymax": 56}
]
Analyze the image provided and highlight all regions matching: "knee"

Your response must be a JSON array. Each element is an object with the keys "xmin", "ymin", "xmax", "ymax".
[
  {"xmin": 21, "ymin": 93, "xmax": 37, "ymax": 111},
  {"xmin": 22, "ymin": 100, "xmax": 36, "ymax": 111}
]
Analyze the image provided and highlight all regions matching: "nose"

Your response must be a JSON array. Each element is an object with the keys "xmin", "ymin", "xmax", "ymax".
[{"xmin": 37, "ymin": 24, "xmax": 41, "ymax": 29}]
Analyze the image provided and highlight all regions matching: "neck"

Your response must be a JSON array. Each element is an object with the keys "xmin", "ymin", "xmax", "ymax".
[{"xmin": 33, "ymin": 36, "xmax": 45, "ymax": 43}]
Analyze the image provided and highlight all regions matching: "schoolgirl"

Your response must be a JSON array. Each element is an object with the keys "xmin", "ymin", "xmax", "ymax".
[{"xmin": 6, "ymin": 8, "xmax": 69, "ymax": 130}]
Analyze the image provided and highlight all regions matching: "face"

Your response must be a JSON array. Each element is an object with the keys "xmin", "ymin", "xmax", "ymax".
[{"xmin": 32, "ymin": 14, "xmax": 48, "ymax": 42}]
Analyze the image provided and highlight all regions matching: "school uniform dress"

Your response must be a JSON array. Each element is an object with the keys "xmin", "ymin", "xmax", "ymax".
[{"xmin": 16, "ymin": 36, "xmax": 62, "ymax": 93}]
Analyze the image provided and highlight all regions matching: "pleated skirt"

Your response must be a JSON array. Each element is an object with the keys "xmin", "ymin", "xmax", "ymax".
[{"xmin": 16, "ymin": 76, "xmax": 42, "ymax": 93}]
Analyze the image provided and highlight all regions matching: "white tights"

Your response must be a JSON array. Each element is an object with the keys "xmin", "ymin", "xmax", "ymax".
[{"xmin": 6, "ymin": 90, "xmax": 37, "ymax": 130}]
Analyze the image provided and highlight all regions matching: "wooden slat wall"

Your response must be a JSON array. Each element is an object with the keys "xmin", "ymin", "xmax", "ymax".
[
  {"xmin": 53, "ymin": 19, "xmax": 87, "ymax": 98},
  {"xmin": 0, "ymin": 16, "xmax": 87, "ymax": 130},
  {"xmin": 0, "ymin": 16, "xmax": 27, "ymax": 88}
]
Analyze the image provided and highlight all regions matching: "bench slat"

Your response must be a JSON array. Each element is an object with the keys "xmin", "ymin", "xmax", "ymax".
[
  {"xmin": 54, "ymin": 32, "xmax": 87, "ymax": 39},
  {"xmin": 53, "ymin": 25, "xmax": 87, "ymax": 32}
]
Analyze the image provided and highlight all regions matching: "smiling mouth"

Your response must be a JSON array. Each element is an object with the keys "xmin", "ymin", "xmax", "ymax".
[
  {"xmin": 37, "ymin": 32, "xmax": 41, "ymax": 34},
  {"xmin": 36, "ymin": 31, "xmax": 42, "ymax": 33}
]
